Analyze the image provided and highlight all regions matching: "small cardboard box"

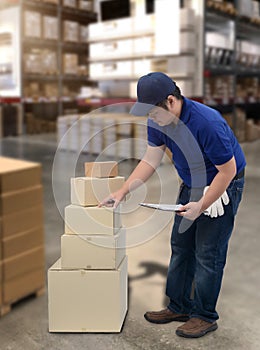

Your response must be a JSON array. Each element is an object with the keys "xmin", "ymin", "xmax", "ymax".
[
  {"xmin": 3, "ymin": 268, "xmax": 45, "ymax": 304},
  {"xmin": 84, "ymin": 161, "xmax": 118, "ymax": 178},
  {"xmin": 2, "ymin": 226, "xmax": 44, "ymax": 259},
  {"xmin": 0, "ymin": 185, "xmax": 43, "ymax": 216},
  {"xmin": 48, "ymin": 256, "xmax": 128, "ymax": 332},
  {"xmin": 0, "ymin": 157, "xmax": 42, "ymax": 194},
  {"xmin": 71, "ymin": 176, "xmax": 125, "ymax": 206},
  {"xmin": 61, "ymin": 227, "xmax": 126, "ymax": 269},
  {"xmin": 3, "ymin": 246, "xmax": 45, "ymax": 281},
  {"xmin": 0, "ymin": 205, "xmax": 44, "ymax": 238},
  {"xmin": 65, "ymin": 205, "xmax": 121, "ymax": 236}
]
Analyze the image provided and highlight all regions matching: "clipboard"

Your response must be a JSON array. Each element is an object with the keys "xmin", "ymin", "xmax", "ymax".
[{"xmin": 139, "ymin": 203, "xmax": 185, "ymax": 212}]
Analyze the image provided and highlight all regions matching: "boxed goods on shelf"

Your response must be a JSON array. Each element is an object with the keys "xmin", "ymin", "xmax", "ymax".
[
  {"xmin": 245, "ymin": 119, "xmax": 260, "ymax": 142},
  {"xmin": 180, "ymin": 8, "xmax": 195, "ymax": 30},
  {"xmin": 89, "ymin": 61, "xmax": 133, "ymax": 79},
  {"xmin": 80, "ymin": 25, "xmax": 88, "ymax": 43},
  {"xmin": 43, "ymin": 16, "xmax": 59, "ymax": 40},
  {"xmin": 63, "ymin": 21, "xmax": 79, "ymax": 42},
  {"xmin": 63, "ymin": 54, "xmax": 78, "ymax": 75},
  {"xmin": 43, "ymin": 0, "xmax": 59, "ymax": 3},
  {"xmin": 24, "ymin": 11, "xmax": 41, "ymax": 38},
  {"xmin": 24, "ymin": 50, "xmax": 58, "ymax": 75},
  {"xmin": 63, "ymin": 0, "xmax": 77, "ymax": 7},
  {"xmin": 78, "ymin": 0, "xmax": 93, "ymax": 11},
  {"xmin": 90, "ymin": 39, "xmax": 133, "ymax": 59},
  {"xmin": 88, "ymin": 17, "xmax": 133, "ymax": 41},
  {"xmin": 180, "ymin": 32, "xmax": 196, "ymax": 53},
  {"xmin": 99, "ymin": 81, "xmax": 135, "ymax": 98},
  {"xmin": 236, "ymin": 108, "xmax": 247, "ymax": 143}
]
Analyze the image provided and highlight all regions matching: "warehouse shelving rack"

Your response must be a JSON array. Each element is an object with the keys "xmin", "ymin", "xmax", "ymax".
[
  {"xmin": 203, "ymin": 0, "xmax": 260, "ymax": 139},
  {"xmin": 0, "ymin": 0, "xmax": 97, "ymax": 136},
  {"xmin": 77, "ymin": 0, "xmax": 260, "ymax": 141}
]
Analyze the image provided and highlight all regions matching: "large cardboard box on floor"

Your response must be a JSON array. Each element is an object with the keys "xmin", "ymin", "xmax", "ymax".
[
  {"xmin": 48, "ymin": 256, "xmax": 128, "ymax": 332},
  {"xmin": 61, "ymin": 227, "xmax": 126, "ymax": 269},
  {"xmin": 65, "ymin": 205, "xmax": 121, "ymax": 235},
  {"xmin": 0, "ymin": 157, "xmax": 42, "ymax": 194},
  {"xmin": 2, "ymin": 227, "xmax": 44, "ymax": 259},
  {"xmin": 84, "ymin": 161, "xmax": 118, "ymax": 178},
  {"xmin": 0, "ymin": 185, "xmax": 43, "ymax": 216},
  {"xmin": 3, "ymin": 268, "xmax": 45, "ymax": 304},
  {"xmin": 71, "ymin": 176, "xmax": 125, "ymax": 206},
  {"xmin": 0, "ymin": 205, "xmax": 44, "ymax": 238}
]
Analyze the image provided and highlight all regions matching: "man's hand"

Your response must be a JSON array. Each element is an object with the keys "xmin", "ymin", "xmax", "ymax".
[
  {"xmin": 98, "ymin": 189, "xmax": 126, "ymax": 208},
  {"xmin": 203, "ymin": 186, "xmax": 229, "ymax": 218},
  {"xmin": 177, "ymin": 202, "xmax": 203, "ymax": 221}
]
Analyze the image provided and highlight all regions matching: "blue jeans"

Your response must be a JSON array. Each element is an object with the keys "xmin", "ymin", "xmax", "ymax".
[{"xmin": 166, "ymin": 177, "xmax": 245, "ymax": 322}]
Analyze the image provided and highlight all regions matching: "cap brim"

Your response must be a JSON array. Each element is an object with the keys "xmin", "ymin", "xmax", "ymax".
[{"xmin": 130, "ymin": 102, "xmax": 154, "ymax": 116}]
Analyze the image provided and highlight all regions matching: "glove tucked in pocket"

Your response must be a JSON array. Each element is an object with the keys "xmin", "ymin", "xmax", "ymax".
[{"xmin": 203, "ymin": 186, "xmax": 229, "ymax": 218}]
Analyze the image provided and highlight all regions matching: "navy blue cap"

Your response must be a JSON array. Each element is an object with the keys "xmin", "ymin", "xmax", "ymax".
[{"xmin": 130, "ymin": 72, "xmax": 176, "ymax": 116}]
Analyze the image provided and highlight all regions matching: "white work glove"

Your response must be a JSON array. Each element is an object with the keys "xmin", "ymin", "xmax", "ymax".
[{"xmin": 203, "ymin": 186, "xmax": 229, "ymax": 218}]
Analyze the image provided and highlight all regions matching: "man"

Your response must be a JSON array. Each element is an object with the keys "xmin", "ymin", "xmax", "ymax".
[{"xmin": 99, "ymin": 72, "xmax": 246, "ymax": 338}]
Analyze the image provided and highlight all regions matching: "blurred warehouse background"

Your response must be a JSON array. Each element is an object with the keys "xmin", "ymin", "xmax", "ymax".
[{"xmin": 0, "ymin": 1, "xmax": 260, "ymax": 349}]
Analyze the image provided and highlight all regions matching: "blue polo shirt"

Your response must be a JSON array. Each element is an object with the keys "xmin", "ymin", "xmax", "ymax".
[{"xmin": 147, "ymin": 97, "xmax": 246, "ymax": 187}]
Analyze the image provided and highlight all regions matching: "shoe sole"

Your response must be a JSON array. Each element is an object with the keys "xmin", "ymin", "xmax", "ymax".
[
  {"xmin": 176, "ymin": 323, "xmax": 218, "ymax": 338},
  {"xmin": 144, "ymin": 314, "xmax": 190, "ymax": 324}
]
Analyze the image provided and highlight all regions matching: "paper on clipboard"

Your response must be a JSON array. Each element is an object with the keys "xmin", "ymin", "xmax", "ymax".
[{"xmin": 139, "ymin": 203, "xmax": 184, "ymax": 212}]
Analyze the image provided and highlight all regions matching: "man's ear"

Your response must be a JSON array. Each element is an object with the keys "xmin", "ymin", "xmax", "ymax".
[{"xmin": 167, "ymin": 95, "xmax": 175, "ymax": 106}]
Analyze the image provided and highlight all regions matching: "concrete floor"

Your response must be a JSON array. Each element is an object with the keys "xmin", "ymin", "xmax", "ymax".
[{"xmin": 0, "ymin": 134, "xmax": 259, "ymax": 350}]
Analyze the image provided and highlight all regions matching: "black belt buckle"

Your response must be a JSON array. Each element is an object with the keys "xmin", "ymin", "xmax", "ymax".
[{"xmin": 233, "ymin": 168, "xmax": 245, "ymax": 180}]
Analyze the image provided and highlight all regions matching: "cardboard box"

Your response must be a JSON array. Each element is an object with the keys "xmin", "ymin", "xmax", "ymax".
[
  {"xmin": 24, "ymin": 11, "xmax": 41, "ymax": 38},
  {"xmin": 71, "ymin": 176, "xmax": 125, "ymax": 206},
  {"xmin": 88, "ymin": 17, "xmax": 133, "ymax": 41},
  {"xmin": 0, "ymin": 157, "xmax": 42, "ymax": 194},
  {"xmin": 63, "ymin": 0, "xmax": 76, "ymax": 7},
  {"xmin": 2, "ymin": 226, "xmax": 44, "ymax": 259},
  {"xmin": 3, "ymin": 246, "xmax": 45, "ymax": 281},
  {"xmin": 84, "ymin": 161, "xmax": 118, "ymax": 178},
  {"xmin": 3, "ymin": 268, "xmax": 45, "ymax": 304},
  {"xmin": 43, "ymin": 16, "xmax": 58, "ymax": 40},
  {"xmin": 61, "ymin": 227, "xmax": 126, "ymax": 269},
  {"xmin": 0, "ymin": 205, "xmax": 44, "ymax": 238},
  {"xmin": 0, "ymin": 185, "xmax": 43, "ymax": 216},
  {"xmin": 48, "ymin": 256, "xmax": 128, "ymax": 332},
  {"xmin": 65, "ymin": 205, "xmax": 121, "ymax": 235},
  {"xmin": 63, "ymin": 21, "xmax": 79, "ymax": 42}
]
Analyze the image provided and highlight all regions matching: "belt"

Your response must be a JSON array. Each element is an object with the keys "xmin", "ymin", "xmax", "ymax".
[{"xmin": 233, "ymin": 168, "xmax": 245, "ymax": 180}]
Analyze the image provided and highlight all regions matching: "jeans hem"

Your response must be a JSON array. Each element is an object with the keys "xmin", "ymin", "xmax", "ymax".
[
  {"xmin": 168, "ymin": 304, "xmax": 191, "ymax": 315},
  {"xmin": 190, "ymin": 314, "xmax": 218, "ymax": 323}
]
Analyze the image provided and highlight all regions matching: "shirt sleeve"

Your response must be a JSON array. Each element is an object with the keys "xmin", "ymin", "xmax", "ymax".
[
  {"xmin": 199, "ymin": 119, "xmax": 234, "ymax": 166},
  {"xmin": 147, "ymin": 118, "xmax": 164, "ymax": 147}
]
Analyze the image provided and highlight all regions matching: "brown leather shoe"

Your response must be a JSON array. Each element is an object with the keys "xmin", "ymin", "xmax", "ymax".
[
  {"xmin": 176, "ymin": 317, "xmax": 218, "ymax": 338},
  {"xmin": 144, "ymin": 308, "xmax": 190, "ymax": 324}
]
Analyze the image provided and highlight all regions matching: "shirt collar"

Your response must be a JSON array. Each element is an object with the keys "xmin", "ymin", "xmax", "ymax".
[{"xmin": 179, "ymin": 97, "xmax": 192, "ymax": 124}]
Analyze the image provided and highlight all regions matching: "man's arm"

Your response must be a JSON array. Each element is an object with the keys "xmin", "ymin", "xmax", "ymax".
[{"xmin": 99, "ymin": 144, "xmax": 166, "ymax": 207}]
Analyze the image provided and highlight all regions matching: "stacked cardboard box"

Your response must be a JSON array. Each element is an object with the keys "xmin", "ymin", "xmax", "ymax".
[
  {"xmin": 0, "ymin": 157, "xmax": 45, "ymax": 314},
  {"xmin": 48, "ymin": 161, "xmax": 128, "ymax": 332}
]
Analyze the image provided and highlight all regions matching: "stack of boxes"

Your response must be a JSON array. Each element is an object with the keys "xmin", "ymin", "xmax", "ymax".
[
  {"xmin": 48, "ymin": 161, "xmax": 128, "ymax": 332},
  {"xmin": 0, "ymin": 157, "xmax": 45, "ymax": 315}
]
